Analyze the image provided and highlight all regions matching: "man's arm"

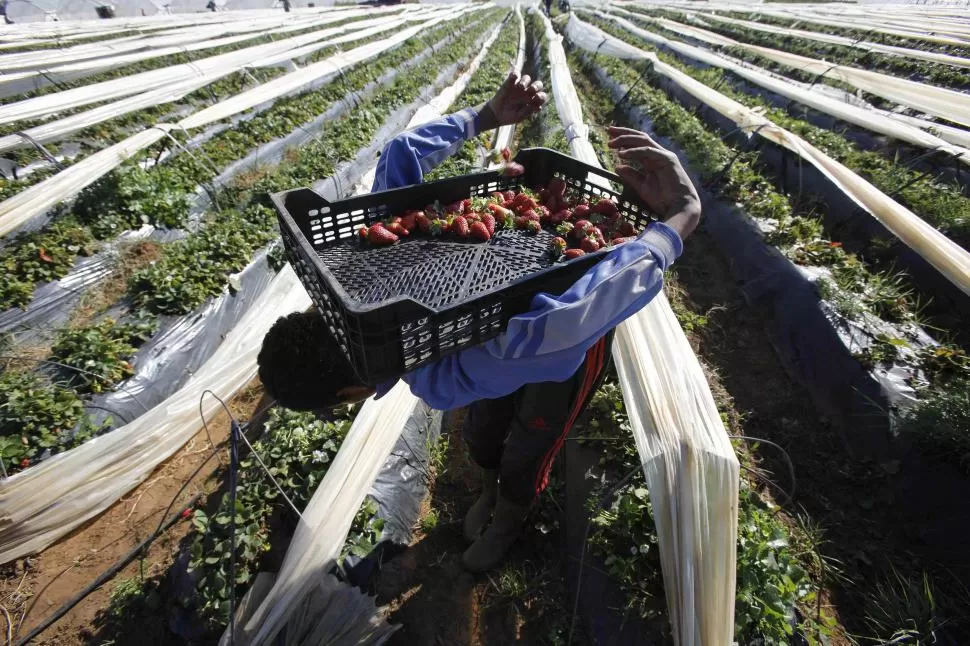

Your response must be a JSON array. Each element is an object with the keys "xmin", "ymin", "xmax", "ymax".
[{"xmin": 372, "ymin": 72, "xmax": 547, "ymax": 192}]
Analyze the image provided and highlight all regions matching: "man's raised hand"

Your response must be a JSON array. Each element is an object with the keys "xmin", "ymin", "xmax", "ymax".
[
  {"xmin": 483, "ymin": 71, "xmax": 549, "ymax": 129},
  {"xmin": 608, "ymin": 126, "xmax": 701, "ymax": 240}
]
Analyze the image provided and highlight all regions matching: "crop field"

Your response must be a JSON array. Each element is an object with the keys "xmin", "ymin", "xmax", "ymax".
[{"xmin": 0, "ymin": 1, "xmax": 968, "ymax": 645}]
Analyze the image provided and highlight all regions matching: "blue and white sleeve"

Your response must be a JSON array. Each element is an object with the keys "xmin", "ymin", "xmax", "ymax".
[{"xmin": 371, "ymin": 108, "xmax": 482, "ymax": 192}]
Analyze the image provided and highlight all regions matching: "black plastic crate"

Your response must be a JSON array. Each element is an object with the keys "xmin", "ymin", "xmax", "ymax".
[{"xmin": 272, "ymin": 147, "xmax": 655, "ymax": 386}]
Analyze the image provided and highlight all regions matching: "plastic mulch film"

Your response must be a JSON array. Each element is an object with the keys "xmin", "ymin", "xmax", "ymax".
[
  {"xmin": 0, "ymin": 10, "xmax": 458, "ymax": 238},
  {"xmin": 549, "ymin": 13, "xmax": 739, "ymax": 644},
  {"xmin": 0, "ymin": 265, "xmax": 312, "ymax": 564},
  {"xmin": 642, "ymin": 10, "xmax": 970, "ymax": 128},
  {"xmin": 568, "ymin": 14, "xmax": 970, "ymax": 297},
  {"xmin": 0, "ymin": 8, "xmax": 419, "ymax": 126},
  {"xmin": 690, "ymin": 11, "xmax": 970, "ymax": 70},
  {"xmin": 488, "ymin": 5, "xmax": 526, "ymax": 166},
  {"xmin": 603, "ymin": 7, "xmax": 970, "ymax": 167}
]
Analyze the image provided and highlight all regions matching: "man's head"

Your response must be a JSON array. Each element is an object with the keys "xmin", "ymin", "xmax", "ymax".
[{"xmin": 257, "ymin": 311, "xmax": 376, "ymax": 411}]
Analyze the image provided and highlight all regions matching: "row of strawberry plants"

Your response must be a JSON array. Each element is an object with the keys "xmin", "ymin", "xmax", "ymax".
[
  {"xmin": 726, "ymin": 9, "xmax": 970, "ymax": 59},
  {"xmin": 625, "ymin": 6, "xmax": 970, "ymax": 91},
  {"xmin": 0, "ymin": 66, "xmax": 289, "ymax": 204},
  {"xmin": 576, "ymin": 375, "xmax": 813, "ymax": 643},
  {"xmin": 185, "ymin": 405, "xmax": 384, "ymax": 633},
  {"xmin": 0, "ymin": 15, "xmax": 495, "ymax": 474},
  {"xmin": 0, "ymin": 13, "xmax": 389, "ymax": 199},
  {"xmin": 125, "ymin": 15, "xmax": 495, "ymax": 317},
  {"xmin": 570, "ymin": 22, "xmax": 970, "ymax": 475},
  {"xmin": 0, "ymin": 29, "xmax": 152, "ymax": 54},
  {"xmin": 517, "ymin": 11, "xmax": 569, "ymax": 154},
  {"xmin": 423, "ymin": 14, "xmax": 521, "ymax": 181},
  {"xmin": 0, "ymin": 20, "xmax": 452, "ymax": 311},
  {"xmin": 606, "ymin": 11, "xmax": 970, "ymax": 251}
]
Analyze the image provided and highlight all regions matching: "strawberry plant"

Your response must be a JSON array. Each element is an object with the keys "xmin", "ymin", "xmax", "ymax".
[
  {"xmin": 186, "ymin": 405, "xmax": 373, "ymax": 631},
  {"xmin": 49, "ymin": 319, "xmax": 156, "ymax": 394},
  {"xmin": 0, "ymin": 371, "xmax": 104, "ymax": 472}
]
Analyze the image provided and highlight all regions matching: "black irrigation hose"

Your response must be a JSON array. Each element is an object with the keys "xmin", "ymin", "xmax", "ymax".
[{"xmin": 12, "ymin": 493, "xmax": 202, "ymax": 646}]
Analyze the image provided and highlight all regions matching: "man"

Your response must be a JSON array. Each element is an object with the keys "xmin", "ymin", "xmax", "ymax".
[{"xmin": 258, "ymin": 73, "xmax": 701, "ymax": 572}]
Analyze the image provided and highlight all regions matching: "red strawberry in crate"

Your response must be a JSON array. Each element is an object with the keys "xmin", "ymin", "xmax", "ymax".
[
  {"xmin": 619, "ymin": 221, "xmax": 637, "ymax": 237},
  {"xmin": 513, "ymin": 195, "xmax": 538, "ymax": 213},
  {"xmin": 470, "ymin": 221, "xmax": 491, "ymax": 242},
  {"xmin": 514, "ymin": 216, "xmax": 529, "ymax": 230},
  {"xmin": 451, "ymin": 215, "xmax": 470, "ymax": 238},
  {"xmin": 400, "ymin": 211, "xmax": 420, "ymax": 232},
  {"xmin": 580, "ymin": 235, "xmax": 602, "ymax": 253},
  {"xmin": 503, "ymin": 190, "xmax": 516, "ymax": 203},
  {"xmin": 386, "ymin": 221, "xmax": 409, "ymax": 237},
  {"xmin": 482, "ymin": 213, "xmax": 496, "ymax": 236},
  {"xmin": 525, "ymin": 220, "xmax": 541, "ymax": 234},
  {"xmin": 358, "ymin": 226, "xmax": 369, "ymax": 242},
  {"xmin": 537, "ymin": 206, "xmax": 551, "ymax": 222},
  {"xmin": 591, "ymin": 198, "xmax": 619, "ymax": 217},
  {"xmin": 492, "ymin": 191, "xmax": 506, "ymax": 203},
  {"xmin": 445, "ymin": 201, "xmax": 463, "ymax": 215},
  {"xmin": 522, "ymin": 209, "xmax": 541, "ymax": 222},
  {"xmin": 573, "ymin": 204, "xmax": 591, "ymax": 219},
  {"xmin": 487, "ymin": 203, "xmax": 513, "ymax": 225},
  {"xmin": 590, "ymin": 226, "xmax": 606, "ymax": 245},
  {"xmin": 416, "ymin": 212, "xmax": 432, "ymax": 233},
  {"xmin": 368, "ymin": 223, "xmax": 398, "ymax": 246},
  {"xmin": 550, "ymin": 209, "xmax": 571, "ymax": 225},
  {"xmin": 461, "ymin": 198, "xmax": 473, "ymax": 214},
  {"xmin": 611, "ymin": 236, "xmax": 634, "ymax": 246},
  {"xmin": 564, "ymin": 248, "xmax": 586, "ymax": 260},
  {"xmin": 572, "ymin": 220, "xmax": 593, "ymax": 239},
  {"xmin": 549, "ymin": 236, "xmax": 567, "ymax": 258}
]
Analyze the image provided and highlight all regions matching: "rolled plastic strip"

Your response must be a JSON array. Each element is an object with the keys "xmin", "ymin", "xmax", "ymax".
[
  {"xmin": 568, "ymin": 13, "xmax": 970, "ymax": 297},
  {"xmin": 553, "ymin": 16, "xmax": 740, "ymax": 643}
]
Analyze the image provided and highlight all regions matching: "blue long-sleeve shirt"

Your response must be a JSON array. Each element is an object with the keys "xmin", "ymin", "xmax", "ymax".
[{"xmin": 371, "ymin": 109, "xmax": 683, "ymax": 410}]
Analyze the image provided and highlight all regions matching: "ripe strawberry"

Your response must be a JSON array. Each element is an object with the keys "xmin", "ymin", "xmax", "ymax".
[
  {"xmin": 549, "ymin": 209, "xmax": 570, "ymax": 225},
  {"xmin": 572, "ymin": 220, "xmax": 593, "ymax": 239},
  {"xmin": 451, "ymin": 215, "xmax": 470, "ymax": 238},
  {"xmin": 487, "ymin": 203, "xmax": 513, "ymax": 224},
  {"xmin": 445, "ymin": 201, "xmax": 463, "ymax": 215},
  {"xmin": 358, "ymin": 226, "xmax": 369, "ymax": 242},
  {"xmin": 514, "ymin": 216, "xmax": 530, "ymax": 230},
  {"xmin": 521, "ymin": 209, "xmax": 541, "ymax": 222},
  {"xmin": 400, "ymin": 211, "xmax": 419, "ymax": 232},
  {"xmin": 481, "ymin": 213, "xmax": 496, "ymax": 236},
  {"xmin": 556, "ymin": 222, "xmax": 574, "ymax": 237},
  {"xmin": 461, "ymin": 198, "xmax": 472, "ymax": 214},
  {"xmin": 525, "ymin": 220, "xmax": 541, "ymax": 234},
  {"xmin": 20, "ymin": 457, "xmax": 30, "ymax": 468},
  {"xmin": 416, "ymin": 212, "xmax": 432, "ymax": 233},
  {"xmin": 549, "ymin": 236, "xmax": 567, "ymax": 258},
  {"xmin": 563, "ymin": 248, "xmax": 586, "ymax": 260},
  {"xmin": 573, "ymin": 204, "xmax": 591, "ymax": 219},
  {"xmin": 501, "ymin": 147, "xmax": 513, "ymax": 162},
  {"xmin": 570, "ymin": 195, "xmax": 590, "ymax": 208},
  {"xmin": 548, "ymin": 178, "xmax": 567, "ymax": 198},
  {"xmin": 591, "ymin": 198, "xmax": 619, "ymax": 217},
  {"xmin": 492, "ymin": 191, "xmax": 506, "ymax": 203},
  {"xmin": 386, "ymin": 222, "xmax": 409, "ymax": 237},
  {"xmin": 429, "ymin": 219, "xmax": 447, "ymax": 236},
  {"xmin": 513, "ymin": 195, "xmax": 538, "ymax": 213},
  {"xmin": 537, "ymin": 206, "xmax": 551, "ymax": 222},
  {"xmin": 180, "ymin": 508, "xmax": 192, "ymax": 520},
  {"xmin": 368, "ymin": 224, "xmax": 398, "ymax": 245},
  {"xmin": 580, "ymin": 236, "xmax": 601, "ymax": 253},
  {"xmin": 619, "ymin": 221, "xmax": 637, "ymax": 237},
  {"xmin": 611, "ymin": 236, "xmax": 634, "ymax": 246},
  {"xmin": 470, "ymin": 221, "xmax": 491, "ymax": 242},
  {"xmin": 503, "ymin": 190, "xmax": 516, "ymax": 202},
  {"xmin": 590, "ymin": 226, "xmax": 606, "ymax": 244}
]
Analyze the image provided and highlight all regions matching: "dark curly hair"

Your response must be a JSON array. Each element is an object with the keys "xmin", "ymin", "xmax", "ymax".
[{"xmin": 257, "ymin": 311, "xmax": 363, "ymax": 410}]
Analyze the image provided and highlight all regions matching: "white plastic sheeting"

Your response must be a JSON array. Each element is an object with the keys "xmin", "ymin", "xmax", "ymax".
[
  {"xmin": 548, "ymin": 12, "xmax": 739, "ymax": 643},
  {"xmin": 0, "ymin": 9, "xmax": 419, "ymax": 126},
  {"xmin": 602, "ymin": 8, "xmax": 970, "ymax": 167},
  {"xmin": 689, "ymin": 11, "xmax": 970, "ymax": 70},
  {"xmin": 642, "ymin": 11, "xmax": 970, "ymax": 128},
  {"xmin": 0, "ymin": 265, "xmax": 312, "ymax": 563},
  {"xmin": 568, "ymin": 14, "xmax": 970, "ymax": 296},
  {"xmin": 0, "ymin": 10, "xmax": 460, "ymax": 237}
]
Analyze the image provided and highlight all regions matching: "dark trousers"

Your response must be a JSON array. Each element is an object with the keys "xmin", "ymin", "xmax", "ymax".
[{"xmin": 462, "ymin": 332, "xmax": 614, "ymax": 506}]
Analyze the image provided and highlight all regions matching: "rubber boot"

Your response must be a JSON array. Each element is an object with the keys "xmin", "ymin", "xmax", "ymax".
[
  {"xmin": 462, "ymin": 496, "xmax": 531, "ymax": 573},
  {"xmin": 463, "ymin": 468, "xmax": 499, "ymax": 542}
]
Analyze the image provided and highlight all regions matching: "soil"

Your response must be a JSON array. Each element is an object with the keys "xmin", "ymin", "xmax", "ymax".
[{"xmin": 0, "ymin": 378, "xmax": 270, "ymax": 646}]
